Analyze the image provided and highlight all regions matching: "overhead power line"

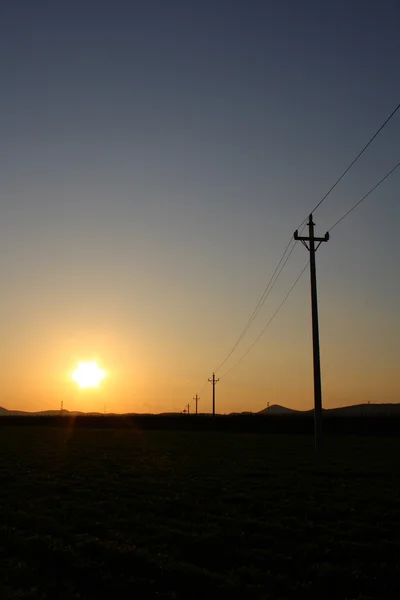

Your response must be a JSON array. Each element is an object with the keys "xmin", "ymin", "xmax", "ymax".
[
  {"xmin": 328, "ymin": 159, "xmax": 400, "ymax": 231},
  {"xmin": 209, "ymin": 100, "xmax": 399, "ymax": 382},
  {"xmin": 298, "ymin": 100, "xmax": 400, "ymax": 228},
  {"xmin": 214, "ymin": 237, "xmax": 297, "ymax": 374},
  {"xmin": 198, "ymin": 378, "xmax": 209, "ymax": 396},
  {"xmin": 219, "ymin": 261, "xmax": 309, "ymax": 379}
]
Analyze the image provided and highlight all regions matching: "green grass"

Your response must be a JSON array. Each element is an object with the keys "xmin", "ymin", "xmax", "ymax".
[{"xmin": 1, "ymin": 427, "xmax": 400, "ymax": 599}]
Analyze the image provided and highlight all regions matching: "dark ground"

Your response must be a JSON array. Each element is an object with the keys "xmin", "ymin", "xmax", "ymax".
[{"xmin": 1, "ymin": 426, "xmax": 400, "ymax": 599}]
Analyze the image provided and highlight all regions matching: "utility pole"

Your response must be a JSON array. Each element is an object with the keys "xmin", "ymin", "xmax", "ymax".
[
  {"xmin": 193, "ymin": 394, "xmax": 200, "ymax": 415},
  {"xmin": 186, "ymin": 403, "xmax": 190, "ymax": 415},
  {"xmin": 294, "ymin": 214, "xmax": 329, "ymax": 452},
  {"xmin": 60, "ymin": 399, "xmax": 63, "ymax": 415},
  {"xmin": 208, "ymin": 372, "xmax": 219, "ymax": 416}
]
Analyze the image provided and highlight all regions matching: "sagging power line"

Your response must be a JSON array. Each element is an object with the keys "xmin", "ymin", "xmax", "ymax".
[
  {"xmin": 218, "ymin": 159, "xmax": 398, "ymax": 440},
  {"xmin": 213, "ymin": 101, "xmax": 400, "ymax": 380},
  {"xmin": 195, "ymin": 102, "xmax": 400, "ymax": 426},
  {"xmin": 219, "ymin": 262, "xmax": 309, "ymax": 379},
  {"xmin": 299, "ymin": 100, "xmax": 400, "ymax": 227},
  {"xmin": 328, "ymin": 159, "xmax": 400, "ymax": 232},
  {"xmin": 214, "ymin": 238, "xmax": 297, "ymax": 374}
]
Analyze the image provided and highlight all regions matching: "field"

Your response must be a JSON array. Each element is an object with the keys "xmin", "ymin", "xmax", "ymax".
[{"xmin": 1, "ymin": 426, "xmax": 400, "ymax": 599}]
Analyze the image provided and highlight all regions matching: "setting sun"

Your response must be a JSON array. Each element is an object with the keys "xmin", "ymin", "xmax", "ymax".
[{"xmin": 72, "ymin": 362, "xmax": 105, "ymax": 389}]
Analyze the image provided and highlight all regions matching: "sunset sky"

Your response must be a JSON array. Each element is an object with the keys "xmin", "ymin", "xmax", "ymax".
[{"xmin": 1, "ymin": 0, "xmax": 399, "ymax": 414}]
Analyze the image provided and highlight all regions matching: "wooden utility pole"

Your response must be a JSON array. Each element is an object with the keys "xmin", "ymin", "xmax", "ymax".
[
  {"xmin": 193, "ymin": 394, "xmax": 200, "ymax": 415},
  {"xmin": 208, "ymin": 372, "xmax": 219, "ymax": 416},
  {"xmin": 294, "ymin": 214, "xmax": 329, "ymax": 452},
  {"xmin": 186, "ymin": 403, "xmax": 190, "ymax": 415}
]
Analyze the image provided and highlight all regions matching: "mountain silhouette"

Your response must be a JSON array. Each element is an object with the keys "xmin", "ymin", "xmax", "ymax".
[
  {"xmin": 258, "ymin": 403, "xmax": 400, "ymax": 416},
  {"xmin": 1, "ymin": 403, "xmax": 399, "ymax": 417},
  {"xmin": 258, "ymin": 404, "xmax": 301, "ymax": 415}
]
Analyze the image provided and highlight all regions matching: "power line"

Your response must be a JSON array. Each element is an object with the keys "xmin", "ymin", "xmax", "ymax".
[
  {"xmin": 208, "ymin": 101, "xmax": 399, "ymax": 384},
  {"xmin": 328, "ymin": 159, "xmax": 400, "ymax": 232},
  {"xmin": 299, "ymin": 100, "xmax": 400, "ymax": 227},
  {"xmin": 214, "ymin": 237, "xmax": 297, "ymax": 374},
  {"xmin": 197, "ymin": 378, "xmax": 209, "ymax": 396},
  {"xmin": 219, "ymin": 261, "xmax": 309, "ymax": 379}
]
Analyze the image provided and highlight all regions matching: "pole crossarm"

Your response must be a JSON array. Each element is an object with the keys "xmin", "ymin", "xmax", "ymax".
[{"xmin": 294, "ymin": 231, "xmax": 329, "ymax": 243}]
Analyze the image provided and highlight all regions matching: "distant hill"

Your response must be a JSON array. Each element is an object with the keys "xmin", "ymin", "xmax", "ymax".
[
  {"xmin": 0, "ymin": 406, "xmax": 105, "ymax": 417},
  {"xmin": 1, "ymin": 403, "xmax": 399, "ymax": 418},
  {"xmin": 258, "ymin": 403, "xmax": 400, "ymax": 416},
  {"xmin": 258, "ymin": 404, "xmax": 301, "ymax": 415},
  {"xmin": 0, "ymin": 406, "xmax": 27, "ymax": 416},
  {"xmin": 327, "ymin": 403, "xmax": 400, "ymax": 416}
]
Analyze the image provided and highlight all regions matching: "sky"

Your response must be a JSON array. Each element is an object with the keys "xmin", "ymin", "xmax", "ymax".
[{"xmin": 1, "ymin": 0, "xmax": 399, "ymax": 414}]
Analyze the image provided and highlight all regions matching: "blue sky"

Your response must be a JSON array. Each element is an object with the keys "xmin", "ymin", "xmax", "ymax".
[{"xmin": 1, "ymin": 0, "xmax": 399, "ymax": 413}]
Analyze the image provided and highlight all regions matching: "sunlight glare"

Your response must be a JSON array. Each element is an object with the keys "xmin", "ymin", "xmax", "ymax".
[{"xmin": 72, "ymin": 361, "xmax": 105, "ymax": 388}]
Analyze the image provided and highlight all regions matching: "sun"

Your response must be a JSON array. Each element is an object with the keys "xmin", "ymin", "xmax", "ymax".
[{"xmin": 72, "ymin": 361, "xmax": 105, "ymax": 389}]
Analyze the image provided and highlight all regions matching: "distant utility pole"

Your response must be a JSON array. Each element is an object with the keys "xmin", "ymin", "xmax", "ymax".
[
  {"xmin": 208, "ymin": 372, "xmax": 219, "ymax": 416},
  {"xmin": 193, "ymin": 394, "xmax": 200, "ymax": 415},
  {"xmin": 60, "ymin": 400, "xmax": 63, "ymax": 414},
  {"xmin": 186, "ymin": 403, "xmax": 190, "ymax": 415},
  {"xmin": 294, "ymin": 214, "xmax": 329, "ymax": 453}
]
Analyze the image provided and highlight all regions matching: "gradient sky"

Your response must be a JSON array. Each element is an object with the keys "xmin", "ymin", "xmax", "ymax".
[{"xmin": 1, "ymin": 0, "xmax": 399, "ymax": 414}]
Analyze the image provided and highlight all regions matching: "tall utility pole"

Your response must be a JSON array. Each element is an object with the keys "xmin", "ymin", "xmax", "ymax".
[
  {"xmin": 186, "ymin": 403, "xmax": 190, "ymax": 415},
  {"xmin": 193, "ymin": 394, "xmax": 200, "ymax": 415},
  {"xmin": 208, "ymin": 372, "xmax": 219, "ymax": 416},
  {"xmin": 294, "ymin": 214, "xmax": 329, "ymax": 452}
]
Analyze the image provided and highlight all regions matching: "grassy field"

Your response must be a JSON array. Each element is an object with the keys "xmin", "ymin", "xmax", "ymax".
[{"xmin": 1, "ymin": 427, "xmax": 400, "ymax": 599}]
